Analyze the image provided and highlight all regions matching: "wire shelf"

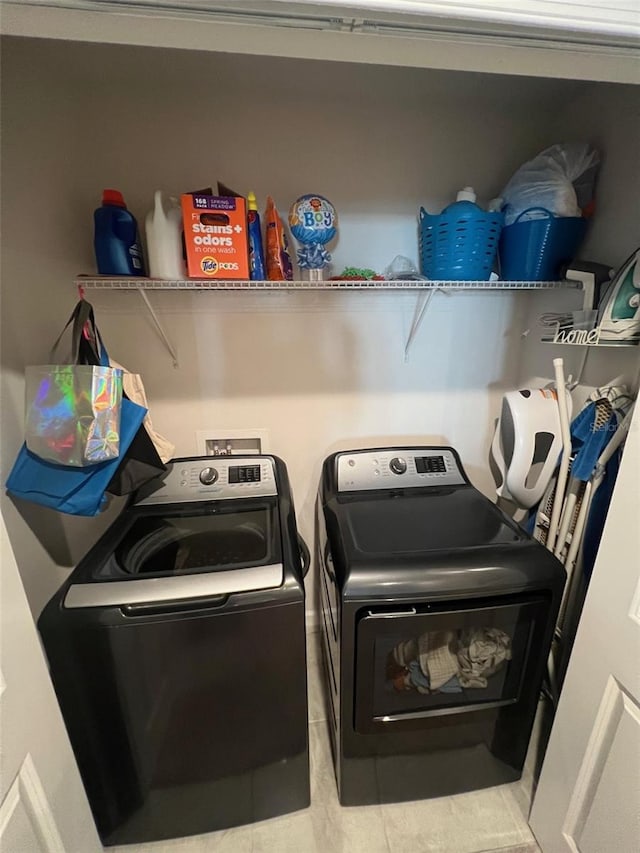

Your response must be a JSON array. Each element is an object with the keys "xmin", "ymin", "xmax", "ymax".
[
  {"xmin": 76, "ymin": 276, "xmax": 574, "ymax": 292},
  {"xmin": 75, "ymin": 275, "xmax": 584, "ymax": 366}
]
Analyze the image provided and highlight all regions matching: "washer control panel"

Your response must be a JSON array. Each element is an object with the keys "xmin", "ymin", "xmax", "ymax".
[
  {"xmin": 136, "ymin": 456, "xmax": 278, "ymax": 504},
  {"xmin": 336, "ymin": 448, "xmax": 465, "ymax": 492}
]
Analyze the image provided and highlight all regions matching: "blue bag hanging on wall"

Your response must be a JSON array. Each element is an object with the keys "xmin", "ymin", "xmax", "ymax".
[{"xmin": 6, "ymin": 398, "xmax": 147, "ymax": 517}]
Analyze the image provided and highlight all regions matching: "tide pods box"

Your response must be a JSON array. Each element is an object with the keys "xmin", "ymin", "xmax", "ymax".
[{"xmin": 181, "ymin": 193, "xmax": 249, "ymax": 279}]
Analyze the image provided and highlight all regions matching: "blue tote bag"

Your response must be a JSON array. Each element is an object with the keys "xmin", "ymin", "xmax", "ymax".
[{"xmin": 6, "ymin": 398, "xmax": 147, "ymax": 517}]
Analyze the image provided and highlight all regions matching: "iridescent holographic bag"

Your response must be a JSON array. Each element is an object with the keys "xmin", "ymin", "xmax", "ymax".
[{"xmin": 25, "ymin": 299, "xmax": 123, "ymax": 467}]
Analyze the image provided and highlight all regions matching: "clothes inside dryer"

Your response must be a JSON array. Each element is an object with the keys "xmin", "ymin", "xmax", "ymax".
[
  {"xmin": 343, "ymin": 488, "xmax": 523, "ymax": 553},
  {"xmin": 100, "ymin": 501, "xmax": 278, "ymax": 579},
  {"xmin": 358, "ymin": 594, "xmax": 544, "ymax": 726},
  {"xmin": 386, "ymin": 626, "xmax": 513, "ymax": 695}
]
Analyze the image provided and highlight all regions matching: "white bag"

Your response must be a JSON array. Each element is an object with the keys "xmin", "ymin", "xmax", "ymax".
[
  {"xmin": 110, "ymin": 360, "xmax": 175, "ymax": 463},
  {"xmin": 501, "ymin": 143, "xmax": 600, "ymax": 225}
]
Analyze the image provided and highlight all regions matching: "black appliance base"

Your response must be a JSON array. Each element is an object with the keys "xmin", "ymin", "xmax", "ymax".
[
  {"xmin": 104, "ymin": 752, "xmax": 310, "ymax": 846},
  {"xmin": 337, "ymin": 747, "xmax": 521, "ymax": 807}
]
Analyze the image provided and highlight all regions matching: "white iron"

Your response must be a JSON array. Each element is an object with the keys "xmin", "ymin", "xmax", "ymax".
[
  {"xmin": 491, "ymin": 387, "xmax": 573, "ymax": 509},
  {"xmin": 598, "ymin": 248, "xmax": 640, "ymax": 342}
]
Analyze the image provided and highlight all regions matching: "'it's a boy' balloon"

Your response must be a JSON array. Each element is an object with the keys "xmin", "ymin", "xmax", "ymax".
[{"xmin": 288, "ymin": 194, "xmax": 338, "ymax": 271}]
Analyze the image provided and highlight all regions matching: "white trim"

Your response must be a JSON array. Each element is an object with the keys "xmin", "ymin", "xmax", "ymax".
[
  {"xmin": 629, "ymin": 565, "xmax": 640, "ymax": 625},
  {"xmin": 5, "ymin": 0, "xmax": 640, "ymax": 40},
  {"xmin": 0, "ymin": 754, "xmax": 65, "ymax": 853},
  {"xmin": 562, "ymin": 677, "xmax": 640, "ymax": 851},
  {"xmin": 2, "ymin": 3, "xmax": 639, "ymax": 84},
  {"xmin": 269, "ymin": 0, "xmax": 640, "ymax": 38}
]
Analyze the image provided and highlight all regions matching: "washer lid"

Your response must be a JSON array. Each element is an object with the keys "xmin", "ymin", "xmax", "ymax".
[
  {"xmin": 341, "ymin": 489, "xmax": 523, "ymax": 554},
  {"xmin": 64, "ymin": 497, "xmax": 284, "ymax": 608}
]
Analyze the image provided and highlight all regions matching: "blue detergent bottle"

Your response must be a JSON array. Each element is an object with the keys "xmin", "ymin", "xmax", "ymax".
[{"xmin": 94, "ymin": 189, "xmax": 146, "ymax": 276}]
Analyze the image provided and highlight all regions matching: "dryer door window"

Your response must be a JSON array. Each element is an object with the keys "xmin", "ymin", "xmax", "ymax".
[{"xmin": 354, "ymin": 594, "xmax": 549, "ymax": 734}]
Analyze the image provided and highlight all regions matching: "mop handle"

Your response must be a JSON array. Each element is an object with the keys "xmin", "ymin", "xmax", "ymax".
[
  {"xmin": 548, "ymin": 358, "xmax": 572, "ymax": 552},
  {"xmin": 563, "ymin": 404, "xmax": 635, "ymax": 606}
]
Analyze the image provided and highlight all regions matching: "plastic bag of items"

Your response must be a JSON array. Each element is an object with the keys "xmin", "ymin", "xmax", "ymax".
[{"xmin": 500, "ymin": 143, "xmax": 600, "ymax": 225}]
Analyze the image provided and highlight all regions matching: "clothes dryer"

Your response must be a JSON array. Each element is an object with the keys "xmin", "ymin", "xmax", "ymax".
[{"xmin": 316, "ymin": 446, "xmax": 564, "ymax": 805}]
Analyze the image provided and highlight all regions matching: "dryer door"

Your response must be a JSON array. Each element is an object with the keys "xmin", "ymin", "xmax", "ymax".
[{"xmin": 354, "ymin": 593, "xmax": 549, "ymax": 735}]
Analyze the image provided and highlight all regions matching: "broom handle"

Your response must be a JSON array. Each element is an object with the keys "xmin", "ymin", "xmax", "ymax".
[{"xmin": 548, "ymin": 358, "xmax": 572, "ymax": 552}]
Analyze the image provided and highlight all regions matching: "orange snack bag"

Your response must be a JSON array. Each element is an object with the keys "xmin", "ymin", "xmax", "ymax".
[{"xmin": 265, "ymin": 196, "xmax": 293, "ymax": 281}]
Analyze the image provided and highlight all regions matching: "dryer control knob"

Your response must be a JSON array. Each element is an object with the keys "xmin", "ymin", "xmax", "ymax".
[
  {"xmin": 389, "ymin": 457, "xmax": 407, "ymax": 475},
  {"xmin": 199, "ymin": 467, "xmax": 219, "ymax": 485}
]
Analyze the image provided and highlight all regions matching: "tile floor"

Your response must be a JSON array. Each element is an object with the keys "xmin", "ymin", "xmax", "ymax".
[{"xmin": 113, "ymin": 632, "xmax": 548, "ymax": 853}]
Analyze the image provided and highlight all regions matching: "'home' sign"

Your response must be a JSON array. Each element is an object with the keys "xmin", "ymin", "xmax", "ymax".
[{"xmin": 552, "ymin": 324, "xmax": 601, "ymax": 345}]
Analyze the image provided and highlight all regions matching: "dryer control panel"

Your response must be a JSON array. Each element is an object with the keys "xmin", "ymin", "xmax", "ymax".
[
  {"xmin": 136, "ymin": 456, "xmax": 278, "ymax": 504},
  {"xmin": 336, "ymin": 448, "xmax": 465, "ymax": 492}
]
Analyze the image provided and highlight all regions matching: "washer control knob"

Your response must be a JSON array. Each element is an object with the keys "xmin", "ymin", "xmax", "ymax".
[
  {"xmin": 389, "ymin": 457, "xmax": 407, "ymax": 475},
  {"xmin": 199, "ymin": 467, "xmax": 219, "ymax": 486}
]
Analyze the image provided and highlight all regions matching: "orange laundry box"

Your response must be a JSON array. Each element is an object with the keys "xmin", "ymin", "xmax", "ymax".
[{"xmin": 181, "ymin": 193, "xmax": 249, "ymax": 279}]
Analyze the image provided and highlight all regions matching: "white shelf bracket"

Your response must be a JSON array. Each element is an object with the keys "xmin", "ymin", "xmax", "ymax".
[
  {"xmin": 138, "ymin": 289, "xmax": 179, "ymax": 368},
  {"xmin": 404, "ymin": 288, "xmax": 446, "ymax": 361}
]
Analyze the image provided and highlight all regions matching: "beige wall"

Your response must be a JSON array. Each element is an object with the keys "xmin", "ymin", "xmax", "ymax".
[
  {"xmin": 1, "ymin": 36, "xmax": 633, "ymax": 623},
  {"xmin": 517, "ymin": 82, "xmax": 640, "ymax": 394}
]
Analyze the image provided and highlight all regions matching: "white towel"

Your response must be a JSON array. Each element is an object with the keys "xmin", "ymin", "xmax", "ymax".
[{"xmin": 418, "ymin": 631, "xmax": 458, "ymax": 690}]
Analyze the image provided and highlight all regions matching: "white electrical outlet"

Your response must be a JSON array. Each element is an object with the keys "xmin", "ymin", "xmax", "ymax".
[{"xmin": 196, "ymin": 429, "xmax": 269, "ymax": 457}]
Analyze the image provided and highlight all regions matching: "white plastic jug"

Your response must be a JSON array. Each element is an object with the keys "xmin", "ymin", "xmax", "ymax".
[{"xmin": 145, "ymin": 191, "xmax": 186, "ymax": 280}]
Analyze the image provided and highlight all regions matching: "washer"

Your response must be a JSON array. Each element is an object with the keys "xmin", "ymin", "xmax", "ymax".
[
  {"xmin": 39, "ymin": 455, "xmax": 310, "ymax": 846},
  {"xmin": 316, "ymin": 446, "xmax": 565, "ymax": 806}
]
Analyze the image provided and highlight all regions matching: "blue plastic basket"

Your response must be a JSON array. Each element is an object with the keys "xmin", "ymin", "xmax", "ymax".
[
  {"xmin": 419, "ymin": 205, "xmax": 504, "ymax": 281},
  {"xmin": 499, "ymin": 207, "xmax": 588, "ymax": 281}
]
